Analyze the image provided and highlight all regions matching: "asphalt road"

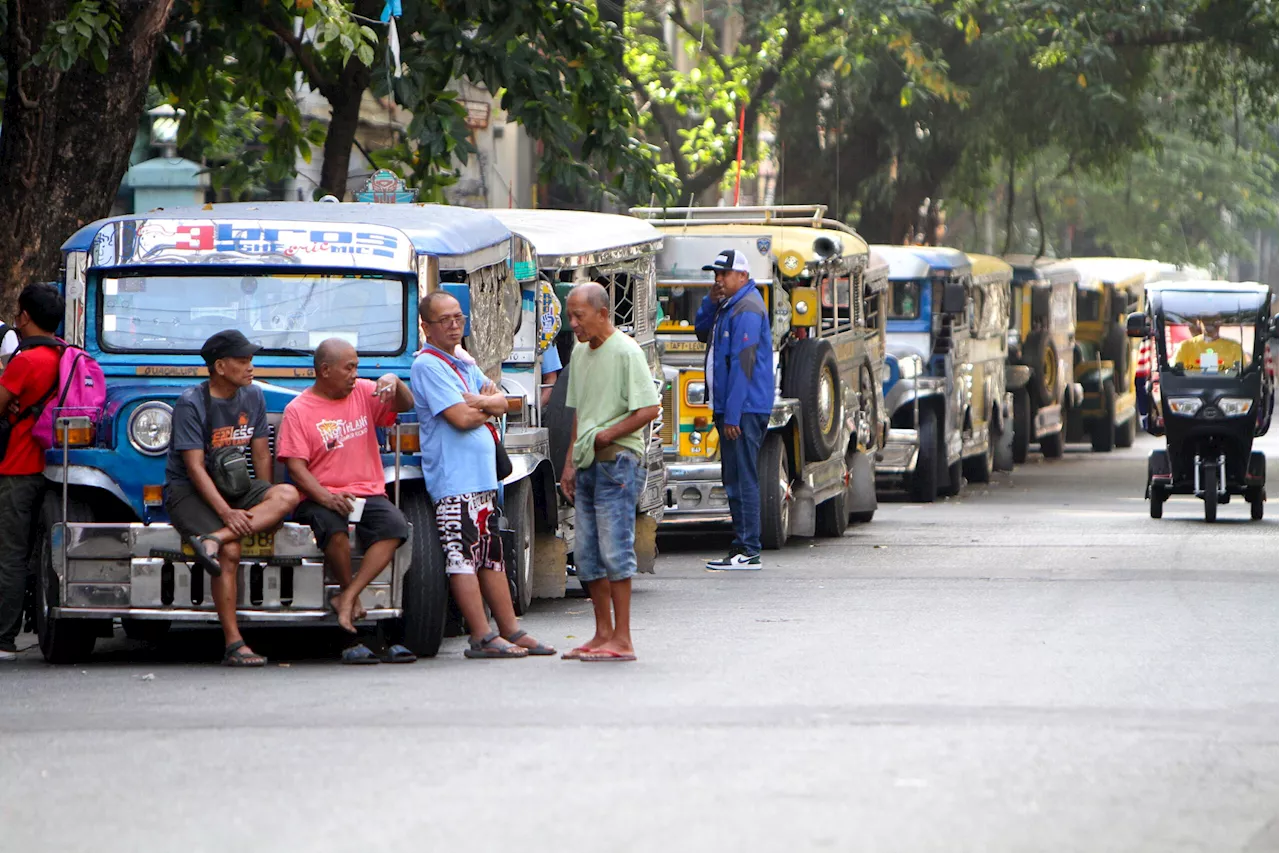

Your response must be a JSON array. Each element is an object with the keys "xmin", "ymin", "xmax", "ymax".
[{"xmin": 2, "ymin": 433, "xmax": 1276, "ymax": 853}]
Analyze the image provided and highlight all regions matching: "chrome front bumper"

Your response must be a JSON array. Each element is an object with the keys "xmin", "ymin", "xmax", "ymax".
[
  {"xmin": 659, "ymin": 462, "xmax": 732, "ymax": 524},
  {"xmin": 49, "ymin": 521, "xmax": 408, "ymax": 622},
  {"xmin": 875, "ymin": 428, "xmax": 920, "ymax": 478}
]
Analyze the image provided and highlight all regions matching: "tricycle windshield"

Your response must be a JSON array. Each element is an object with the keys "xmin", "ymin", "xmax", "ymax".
[
  {"xmin": 98, "ymin": 271, "xmax": 408, "ymax": 355},
  {"xmin": 1157, "ymin": 290, "xmax": 1266, "ymax": 376},
  {"xmin": 888, "ymin": 279, "xmax": 922, "ymax": 319}
]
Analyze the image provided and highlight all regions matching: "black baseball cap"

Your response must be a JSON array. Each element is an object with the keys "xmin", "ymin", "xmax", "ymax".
[
  {"xmin": 702, "ymin": 248, "xmax": 751, "ymax": 273},
  {"xmin": 201, "ymin": 329, "xmax": 262, "ymax": 365}
]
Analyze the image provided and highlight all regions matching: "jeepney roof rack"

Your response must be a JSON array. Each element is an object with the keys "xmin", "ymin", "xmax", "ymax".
[{"xmin": 630, "ymin": 204, "xmax": 864, "ymax": 241}]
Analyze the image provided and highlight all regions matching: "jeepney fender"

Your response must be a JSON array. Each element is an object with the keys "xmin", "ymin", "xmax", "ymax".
[
  {"xmin": 884, "ymin": 377, "xmax": 947, "ymax": 421},
  {"xmin": 44, "ymin": 465, "xmax": 130, "ymax": 508},
  {"xmin": 1075, "ymin": 360, "xmax": 1115, "ymax": 392},
  {"xmin": 1005, "ymin": 364, "xmax": 1032, "ymax": 391}
]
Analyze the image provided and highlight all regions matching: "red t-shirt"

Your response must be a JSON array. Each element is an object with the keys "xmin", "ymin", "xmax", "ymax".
[
  {"xmin": 276, "ymin": 379, "xmax": 398, "ymax": 497},
  {"xmin": 0, "ymin": 346, "xmax": 61, "ymax": 476}
]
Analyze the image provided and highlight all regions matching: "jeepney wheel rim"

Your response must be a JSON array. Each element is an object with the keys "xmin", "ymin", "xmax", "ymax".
[
  {"xmin": 778, "ymin": 449, "xmax": 793, "ymax": 534},
  {"xmin": 1042, "ymin": 348, "xmax": 1057, "ymax": 393},
  {"xmin": 818, "ymin": 369, "xmax": 836, "ymax": 435}
]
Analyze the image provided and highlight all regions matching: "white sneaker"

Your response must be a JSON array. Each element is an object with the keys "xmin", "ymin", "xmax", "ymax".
[
  {"xmin": 705, "ymin": 551, "xmax": 762, "ymax": 570},
  {"xmin": 0, "ymin": 649, "xmax": 17, "ymax": 662}
]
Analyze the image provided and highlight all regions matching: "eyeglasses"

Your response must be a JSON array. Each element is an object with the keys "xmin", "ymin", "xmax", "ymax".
[{"xmin": 427, "ymin": 314, "xmax": 468, "ymax": 328}]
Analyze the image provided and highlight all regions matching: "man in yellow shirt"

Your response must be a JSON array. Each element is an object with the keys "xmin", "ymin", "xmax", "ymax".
[{"xmin": 1175, "ymin": 319, "xmax": 1244, "ymax": 373}]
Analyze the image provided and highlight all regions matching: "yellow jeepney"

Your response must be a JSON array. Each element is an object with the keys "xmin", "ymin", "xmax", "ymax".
[{"xmin": 633, "ymin": 205, "xmax": 888, "ymax": 545}]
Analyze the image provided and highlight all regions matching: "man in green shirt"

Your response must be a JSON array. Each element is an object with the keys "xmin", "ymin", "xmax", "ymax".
[{"xmin": 560, "ymin": 282, "xmax": 661, "ymax": 663}]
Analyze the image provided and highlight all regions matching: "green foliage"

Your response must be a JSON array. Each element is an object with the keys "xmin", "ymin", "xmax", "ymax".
[{"xmin": 30, "ymin": 0, "xmax": 121, "ymax": 74}]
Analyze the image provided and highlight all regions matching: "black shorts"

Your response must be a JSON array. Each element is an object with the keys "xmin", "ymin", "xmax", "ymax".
[
  {"xmin": 293, "ymin": 495, "xmax": 409, "ymax": 551},
  {"xmin": 164, "ymin": 479, "xmax": 273, "ymax": 540}
]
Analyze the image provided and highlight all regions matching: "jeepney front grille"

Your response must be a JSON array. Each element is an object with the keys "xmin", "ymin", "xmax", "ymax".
[{"xmin": 661, "ymin": 383, "xmax": 675, "ymax": 446}]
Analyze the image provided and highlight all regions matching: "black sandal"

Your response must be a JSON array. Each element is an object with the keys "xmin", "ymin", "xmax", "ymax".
[
  {"xmin": 187, "ymin": 534, "xmax": 223, "ymax": 577},
  {"xmin": 222, "ymin": 640, "xmax": 266, "ymax": 667}
]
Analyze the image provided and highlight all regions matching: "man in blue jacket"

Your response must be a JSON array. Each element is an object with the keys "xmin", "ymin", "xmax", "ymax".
[{"xmin": 695, "ymin": 249, "xmax": 775, "ymax": 569}]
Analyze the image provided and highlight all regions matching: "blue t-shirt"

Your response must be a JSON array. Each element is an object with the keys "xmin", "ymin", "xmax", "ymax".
[
  {"xmin": 541, "ymin": 343, "xmax": 562, "ymax": 375},
  {"xmin": 410, "ymin": 345, "xmax": 498, "ymax": 500}
]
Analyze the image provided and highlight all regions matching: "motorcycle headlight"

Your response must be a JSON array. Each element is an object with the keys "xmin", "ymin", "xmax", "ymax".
[
  {"xmin": 1218, "ymin": 397, "xmax": 1253, "ymax": 417},
  {"xmin": 128, "ymin": 402, "xmax": 173, "ymax": 455},
  {"xmin": 686, "ymin": 381, "xmax": 707, "ymax": 406},
  {"xmin": 1167, "ymin": 397, "xmax": 1203, "ymax": 416}
]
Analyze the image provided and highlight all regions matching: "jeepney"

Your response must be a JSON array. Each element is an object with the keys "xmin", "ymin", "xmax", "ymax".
[
  {"xmin": 874, "ymin": 247, "xmax": 1013, "ymax": 501},
  {"xmin": 633, "ymin": 205, "xmax": 886, "ymax": 544},
  {"xmin": 487, "ymin": 209, "xmax": 666, "ymax": 603},
  {"xmin": 1059, "ymin": 257, "xmax": 1160, "ymax": 451},
  {"xmin": 35, "ymin": 201, "xmax": 521, "ymax": 662},
  {"xmin": 1003, "ymin": 256, "xmax": 1083, "ymax": 462}
]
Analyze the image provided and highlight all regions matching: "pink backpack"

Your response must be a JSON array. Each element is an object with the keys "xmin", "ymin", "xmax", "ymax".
[{"xmin": 30, "ymin": 342, "xmax": 107, "ymax": 450}]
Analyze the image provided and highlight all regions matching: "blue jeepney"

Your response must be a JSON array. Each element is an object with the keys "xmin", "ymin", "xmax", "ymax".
[
  {"xmin": 34, "ymin": 201, "xmax": 521, "ymax": 662},
  {"xmin": 874, "ymin": 246, "xmax": 1014, "ymax": 501}
]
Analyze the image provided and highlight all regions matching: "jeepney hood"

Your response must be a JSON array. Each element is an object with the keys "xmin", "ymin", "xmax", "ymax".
[
  {"xmin": 885, "ymin": 333, "xmax": 931, "ymax": 366},
  {"xmin": 100, "ymin": 379, "xmax": 301, "ymax": 415}
]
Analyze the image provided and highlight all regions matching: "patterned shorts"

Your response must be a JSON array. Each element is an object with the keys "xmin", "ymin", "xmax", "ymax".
[{"xmin": 434, "ymin": 490, "xmax": 504, "ymax": 575}]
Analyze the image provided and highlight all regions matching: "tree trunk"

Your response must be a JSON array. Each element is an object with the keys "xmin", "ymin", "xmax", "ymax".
[
  {"xmin": 0, "ymin": 0, "xmax": 175, "ymax": 317},
  {"xmin": 315, "ymin": 0, "xmax": 382, "ymax": 199}
]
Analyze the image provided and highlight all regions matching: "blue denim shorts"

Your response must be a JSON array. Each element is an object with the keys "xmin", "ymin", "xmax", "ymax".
[{"xmin": 574, "ymin": 450, "xmax": 644, "ymax": 584}]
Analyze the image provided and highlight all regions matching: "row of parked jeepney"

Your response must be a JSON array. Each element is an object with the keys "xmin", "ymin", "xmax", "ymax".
[{"xmin": 26, "ymin": 197, "xmax": 1250, "ymax": 663}]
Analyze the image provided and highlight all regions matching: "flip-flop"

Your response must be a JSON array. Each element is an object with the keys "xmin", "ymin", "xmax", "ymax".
[
  {"xmin": 561, "ymin": 646, "xmax": 597, "ymax": 661},
  {"xmin": 187, "ymin": 534, "xmax": 223, "ymax": 577},
  {"xmin": 222, "ymin": 640, "xmax": 266, "ymax": 667},
  {"xmin": 377, "ymin": 644, "xmax": 417, "ymax": 664},
  {"xmin": 341, "ymin": 644, "xmax": 380, "ymax": 665},
  {"xmin": 503, "ymin": 629, "xmax": 556, "ymax": 656},
  {"xmin": 579, "ymin": 649, "xmax": 636, "ymax": 663},
  {"xmin": 464, "ymin": 630, "xmax": 528, "ymax": 659}
]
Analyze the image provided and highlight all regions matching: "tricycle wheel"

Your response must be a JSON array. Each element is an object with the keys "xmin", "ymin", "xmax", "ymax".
[
  {"xmin": 1202, "ymin": 463, "xmax": 1218, "ymax": 523},
  {"xmin": 34, "ymin": 495, "xmax": 100, "ymax": 664}
]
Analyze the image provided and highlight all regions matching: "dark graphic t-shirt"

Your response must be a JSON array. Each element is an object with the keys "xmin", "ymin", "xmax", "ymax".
[{"xmin": 165, "ymin": 383, "xmax": 269, "ymax": 487}]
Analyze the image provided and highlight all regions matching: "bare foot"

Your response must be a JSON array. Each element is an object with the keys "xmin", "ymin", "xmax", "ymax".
[{"xmin": 331, "ymin": 594, "xmax": 358, "ymax": 634}]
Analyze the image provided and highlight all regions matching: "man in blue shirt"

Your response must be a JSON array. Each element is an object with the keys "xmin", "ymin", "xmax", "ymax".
[
  {"xmin": 410, "ymin": 291, "xmax": 553, "ymax": 658},
  {"xmin": 695, "ymin": 249, "xmax": 775, "ymax": 570}
]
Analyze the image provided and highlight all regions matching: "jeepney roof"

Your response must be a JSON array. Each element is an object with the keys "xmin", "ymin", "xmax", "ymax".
[
  {"xmin": 872, "ymin": 245, "xmax": 970, "ymax": 279},
  {"xmin": 966, "ymin": 253, "xmax": 1013, "ymax": 284},
  {"xmin": 655, "ymin": 222, "xmax": 869, "ymax": 264},
  {"xmin": 1154, "ymin": 261, "xmax": 1214, "ymax": 282},
  {"xmin": 1146, "ymin": 279, "xmax": 1270, "ymax": 297},
  {"xmin": 487, "ymin": 209, "xmax": 662, "ymax": 267},
  {"xmin": 61, "ymin": 201, "xmax": 513, "ymax": 271},
  {"xmin": 1058, "ymin": 257, "xmax": 1162, "ymax": 292},
  {"xmin": 1004, "ymin": 255, "xmax": 1079, "ymax": 287}
]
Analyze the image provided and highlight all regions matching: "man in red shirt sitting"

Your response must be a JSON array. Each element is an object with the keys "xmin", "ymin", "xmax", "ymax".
[
  {"xmin": 0, "ymin": 284, "xmax": 65, "ymax": 661},
  {"xmin": 276, "ymin": 338, "xmax": 418, "ymax": 664}
]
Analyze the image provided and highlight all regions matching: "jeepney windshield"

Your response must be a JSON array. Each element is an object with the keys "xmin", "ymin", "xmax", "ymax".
[
  {"xmin": 1076, "ymin": 289, "xmax": 1103, "ymax": 322},
  {"xmin": 657, "ymin": 283, "xmax": 710, "ymax": 332},
  {"xmin": 888, "ymin": 280, "xmax": 922, "ymax": 319},
  {"xmin": 1158, "ymin": 290, "xmax": 1265, "ymax": 376},
  {"xmin": 98, "ymin": 272, "xmax": 407, "ymax": 355}
]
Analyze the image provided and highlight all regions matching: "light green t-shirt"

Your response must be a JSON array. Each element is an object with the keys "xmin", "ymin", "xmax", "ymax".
[{"xmin": 565, "ymin": 331, "xmax": 661, "ymax": 470}]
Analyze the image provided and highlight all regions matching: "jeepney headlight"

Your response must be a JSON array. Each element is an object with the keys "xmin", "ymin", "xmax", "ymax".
[
  {"xmin": 795, "ymin": 300, "xmax": 810, "ymax": 316},
  {"xmin": 128, "ymin": 402, "xmax": 173, "ymax": 455},
  {"xmin": 898, "ymin": 357, "xmax": 920, "ymax": 380},
  {"xmin": 1218, "ymin": 397, "xmax": 1253, "ymax": 417},
  {"xmin": 1167, "ymin": 397, "xmax": 1203, "ymax": 416},
  {"xmin": 686, "ymin": 381, "xmax": 707, "ymax": 406}
]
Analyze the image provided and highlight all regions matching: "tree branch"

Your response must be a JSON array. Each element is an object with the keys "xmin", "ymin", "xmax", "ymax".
[
  {"xmin": 667, "ymin": 0, "xmax": 731, "ymax": 79},
  {"xmin": 265, "ymin": 19, "xmax": 334, "ymax": 97},
  {"xmin": 624, "ymin": 69, "xmax": 690, "ymax": 184}
]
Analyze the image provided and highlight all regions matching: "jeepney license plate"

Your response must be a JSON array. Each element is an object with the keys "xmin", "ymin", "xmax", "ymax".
[
  {"xmin": 182, "ymin": 531, "xmax": 275, "ymax": 558},
  {"xmin": 665, "ymin": 340, "xmax": 706, "ymax": 352}
]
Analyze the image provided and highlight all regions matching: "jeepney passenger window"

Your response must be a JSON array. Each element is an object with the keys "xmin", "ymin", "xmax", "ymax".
[
  {"xmin": 604, "ymin": 271, "xmax": 637, "ymax": 336},
  {"xmin": 1076, "ymin": 290, "xmax": 1102, "ymax": 322}
]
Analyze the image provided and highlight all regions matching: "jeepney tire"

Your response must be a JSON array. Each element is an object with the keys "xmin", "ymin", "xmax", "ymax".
[
  {"xmin": 849, "ymin": 510, "xmax": 875, "ymax": 523},
  {"xmin": 1040, "ymin": 423, "xmax": 1066, "ymax": 459},
  {"xmin": 910, "ymin": 406, "xmax": 940, "ymax": 503},
  {"xmin": 758, "ymin": 434, "xmax": 791, "ymax": 550},
  {"xmin": 34, "ymin": 495, "xmax": 99, "ymax": 664},
  {"xmin": 1091, "ymin": 381, "xmax": 1117, "ymax": 453},
  {"xmin": 1012, "ymin": 390, "xmax": 1031, "ymax": 464},
  {"xmin": 815, "ymin": 490, "xmax": 848, "ymax": 538},
  {"xmin": 121, "ymin": 618, "xmax": 171, "ymax": 644},
  {"xmin": 392, "ymin": 484, "xmax": 449, "ymax": 658},
  {"xmin": 543, "ymin": 366, "xmax": 574, "ymax": 481},
  {"xmin": 782, "ymin": 338, "xmax": 841, "ymax": 462},
  {"xmin": 1115, "ymin": 413, "xmax": 1137, "ymax": 449},
  {"xmin": 1248, "ymin": 487, "xmax": 1265, "ymax": 520},
  {"xmin": 941, "ymin": 458, "xmax": 964, "ymax": 498},
  {"xmin": 505, "ymin": 478, "xmax": 534, "ymax": 616},
  {"xmin": 1024, "ymin": 333, "xmax": 1057, "ymax": 408},
  {"xmin": 1101, "ymin": 326, "xmax": 1130, "ymax": 392},
  {"xmin": 1150, "ymin": 484, "xmax": 1165, "ymax": 519},
  {"xmin": 962, "ymin": 425, "xmax": 994, "ymax": 484}
]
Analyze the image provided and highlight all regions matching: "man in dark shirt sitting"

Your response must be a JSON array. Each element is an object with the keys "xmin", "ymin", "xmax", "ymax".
[{"xmin": 164, "ymin": 330, "xmax": 299, "ymax": 667}]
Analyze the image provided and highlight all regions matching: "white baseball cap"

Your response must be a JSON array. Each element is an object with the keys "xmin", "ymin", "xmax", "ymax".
[{"xmin": 702, "ymin": 248, "xmax": 751, "ymax": 273}]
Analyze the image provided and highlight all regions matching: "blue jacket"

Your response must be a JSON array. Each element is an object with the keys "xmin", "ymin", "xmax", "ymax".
[{"xmin": 694, "ymin": 281, "xmax": 775, "ymax": 425}]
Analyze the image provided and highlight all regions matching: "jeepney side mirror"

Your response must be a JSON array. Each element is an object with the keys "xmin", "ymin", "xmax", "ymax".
[
  {"xmin": 1125, "ymin": 312, "xmax": 1150, "ymax": 338},
  {"xmin": 941, "ymin": 281, "xmax": 966, "ymax": 314},
  {"xmin": 1269, "ymin": 315, "xmax": 1277, "ymax": 338}
]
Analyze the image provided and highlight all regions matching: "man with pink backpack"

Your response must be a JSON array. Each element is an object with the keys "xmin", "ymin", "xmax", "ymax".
[{"xmin": 0, "ymin": 284, "xmax": 65, "ymax": 660}]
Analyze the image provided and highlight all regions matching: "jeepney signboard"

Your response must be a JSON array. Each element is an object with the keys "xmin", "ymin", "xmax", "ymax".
[{"xmin": 89, "ymin": 219, "xmax": 415, "ymax": 272}]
